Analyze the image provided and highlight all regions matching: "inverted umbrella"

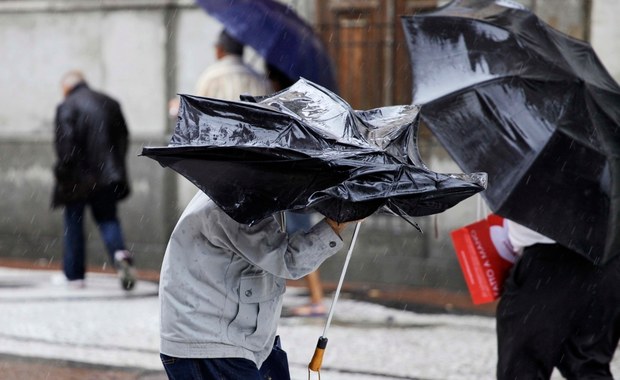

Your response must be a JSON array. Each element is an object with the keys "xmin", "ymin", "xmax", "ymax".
[
  {"xmin": 142, "ymin": 79, "xmax": 486, "ymax": 225},
  {"xmin": 195, "ymin": 0, "xmax": 337, "ymax": 91},
  {"xmin": 402, "ymin": 0, "xmax": 620, "ymax": 264}
]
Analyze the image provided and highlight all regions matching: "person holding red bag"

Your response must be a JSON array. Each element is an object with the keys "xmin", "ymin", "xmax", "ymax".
[{"xmin": 496, "ymin": 221, "xmax": 620, "ymax": 380}]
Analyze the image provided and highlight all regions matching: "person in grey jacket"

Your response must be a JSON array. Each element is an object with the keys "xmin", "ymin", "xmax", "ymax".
[{"xmin": 159, "ymin": 191, "xmax": 350, "ymax": 379}]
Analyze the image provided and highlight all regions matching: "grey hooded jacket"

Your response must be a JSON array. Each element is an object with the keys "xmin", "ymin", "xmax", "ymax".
[{"xmin": 159, "ymin": 191, "xmax": 344, "ymax": 366}]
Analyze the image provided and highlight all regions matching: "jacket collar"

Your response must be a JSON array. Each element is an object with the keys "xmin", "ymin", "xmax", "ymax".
[{"xmin": 67, "ymin": 81, "xmax": 89, "ymax": 96}]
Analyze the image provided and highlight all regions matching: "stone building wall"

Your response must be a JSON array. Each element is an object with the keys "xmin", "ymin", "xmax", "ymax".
[{"xmin": 0, "ymin": 0, "xmax": 617, "ymax": 291}]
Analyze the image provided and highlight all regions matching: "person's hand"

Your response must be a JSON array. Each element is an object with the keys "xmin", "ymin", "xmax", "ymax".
[{"xmin": 325, "ymin": 218, "xmax": 350, "ymax": 237}]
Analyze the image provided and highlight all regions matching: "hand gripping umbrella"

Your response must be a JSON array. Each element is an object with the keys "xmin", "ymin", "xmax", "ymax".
[
  {"xmin": 402, "ymin": 0, "xmax": 620, "ymax": 264},
  {"xmin": 195, "ymin": 0, "xmax": 337, "ymax": 91}
]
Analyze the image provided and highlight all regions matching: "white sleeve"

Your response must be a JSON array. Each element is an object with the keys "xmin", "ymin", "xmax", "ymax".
[{"xmin": 506, "ymin": 220, "xmax": 555, "ymax": 254}]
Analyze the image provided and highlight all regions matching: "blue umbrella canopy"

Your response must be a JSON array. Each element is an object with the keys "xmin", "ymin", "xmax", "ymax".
[
  {"xmin": 402, "ymin": 0, "xmax": 620, "ymax": 263},
  {"xmin": 142, "ymin": 79, "xmax": 486, "ymax": 225},
  {"xmin": 196, "ymin": 0, "xmax": 338, "ymax": 91}
]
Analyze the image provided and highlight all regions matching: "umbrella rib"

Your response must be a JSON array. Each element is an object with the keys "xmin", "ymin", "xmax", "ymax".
[{"xmin": 422, "ymin": 75, "xmax": 571, "ymax": 106}]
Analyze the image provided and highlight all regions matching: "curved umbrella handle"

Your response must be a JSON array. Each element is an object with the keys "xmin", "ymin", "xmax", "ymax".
[
  {"xmin": 308, "ymin": 221, "xmax": 362, "ymax": 375},
  {"xmin": 308, "ymin": 336, "xmax": 328, "ymax": 373}
]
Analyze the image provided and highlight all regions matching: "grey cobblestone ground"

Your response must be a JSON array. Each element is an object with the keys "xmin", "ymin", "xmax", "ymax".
[{"xmin": 0, "ymin": 267, "xmax": 617, "ymax": 380}]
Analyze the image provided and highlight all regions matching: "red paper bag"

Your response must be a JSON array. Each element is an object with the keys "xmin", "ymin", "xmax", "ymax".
[{"xmin": 450, "ymin": 215, "xmax": 517, "ymax": 305}]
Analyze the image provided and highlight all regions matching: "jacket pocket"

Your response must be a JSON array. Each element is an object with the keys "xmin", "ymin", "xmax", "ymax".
[{"xmin": 228, "ymin": 273, "xmax": 285, "ymax": 351}]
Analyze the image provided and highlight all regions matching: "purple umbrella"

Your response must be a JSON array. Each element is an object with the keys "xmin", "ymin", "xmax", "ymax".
[{"xmin": 196, "ymin": 0, "xmax": 338, "ymax": 91}]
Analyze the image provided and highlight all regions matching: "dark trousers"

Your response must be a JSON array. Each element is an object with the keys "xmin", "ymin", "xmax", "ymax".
[
  {"xmin": 160, "ymin": 355, "xmax": 262, "ymax": 380},
  {"xmin": 63, "ymin": 189, "xmax": 126, "ymax": 280},
  {"xmin": 496, "ymin": 244, "xmax": 620, "ymax": 380}
]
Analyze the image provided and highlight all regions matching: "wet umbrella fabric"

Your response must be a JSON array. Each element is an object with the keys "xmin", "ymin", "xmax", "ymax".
[
  {"xmin": 142, "ymin": 79, "xmax": 486, "ymax": 225},
  {"xmin": 402, "ymin": 0, "xmax": 620, "ymax": 264},
  {"xmin": 195, "ymin": 0, "xmax": 337, "ymax": 91}
]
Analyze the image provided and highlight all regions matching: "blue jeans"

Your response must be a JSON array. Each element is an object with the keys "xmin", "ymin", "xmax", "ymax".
[
  {"xmin": 63, "ymin": 189, "xmax": 126, "ymax": 280},
  {"xmin": 160, "ymin": 355, "xmax": 262, "ymax": 380}
]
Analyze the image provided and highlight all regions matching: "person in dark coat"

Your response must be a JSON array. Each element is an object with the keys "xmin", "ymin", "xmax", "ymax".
[
  {"xmin": 52, "ymin": 70, "xmax": 135, "ymax": 290},
  {"xmin": 496, "ymin": 221, "xmax": 620, "ymax": 380}
]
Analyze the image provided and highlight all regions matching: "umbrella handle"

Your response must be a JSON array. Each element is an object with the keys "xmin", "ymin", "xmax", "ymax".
[{"xmin": 308, "ymin": 336, "xmax": 328, "ymax": 373}]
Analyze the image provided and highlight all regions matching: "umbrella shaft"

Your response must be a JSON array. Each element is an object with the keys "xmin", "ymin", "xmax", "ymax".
[{"xmin": 322, "ymin": 221, "xmax": 362, "ymax": 337}]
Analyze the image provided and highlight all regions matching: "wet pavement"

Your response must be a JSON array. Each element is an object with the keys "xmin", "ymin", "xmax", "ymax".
[{"xmin": 0, "ymin": 262, "xmax": 617, "ymax": 380}]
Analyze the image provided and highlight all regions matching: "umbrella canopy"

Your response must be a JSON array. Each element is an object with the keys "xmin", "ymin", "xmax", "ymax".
[
  {"xmin": 402, "ymin": 0, "xmax": 620, "ymax": 264},
  {"xmin": 196, "ymin": 0, "xmax": 337, "ymax": 91},
  {"xmin": 142, "ymin": 79, "xmax": 486, "ymax": 225}
]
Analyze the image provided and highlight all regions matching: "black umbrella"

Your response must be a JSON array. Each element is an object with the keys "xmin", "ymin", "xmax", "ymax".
[
  {"xmin": 142, "ymin": 79, "xmax": 486, "ymax": 225},
  {"xmin": 402, "ymin": 0, "xmax": 620, "ymax": 264}
]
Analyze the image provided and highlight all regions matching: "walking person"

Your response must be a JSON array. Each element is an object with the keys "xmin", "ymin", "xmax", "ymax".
[
  {"xmin": 496, "ymin": 221, "xmax": 620, "ymax": 379},
  {"xmin": 168, "ymin": 28, "xmax": 271, "ymax": 117},
  {"xmin": 168, "ymin": 28, "xmax": 273, "ymax": 208},
  {"xmin": 158, "ymin": 191, "xmax": 352, "ymax": 379},
  {"xmin": 52, "ymin": 70, "xmax": 136, "ymax": 290},
  {"xmin": 194, "ymin": 28, "xmax": 271, "ymax": 100}
]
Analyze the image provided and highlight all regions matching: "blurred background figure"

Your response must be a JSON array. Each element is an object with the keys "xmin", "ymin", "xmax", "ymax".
[
  {"xmin": 168, "ymin": 28, "xmax": 272, "ymax": 118},
  {"xmin": 168, "ymin": 28, "xmax": 274, "ymax": 209},
  {"xmin": 195, "ymin": 28, "xmax": 271, "ymax": 99},
  {"xmin": 52, "ymin": 70, "xmax": 135, "ymax": 291}
]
